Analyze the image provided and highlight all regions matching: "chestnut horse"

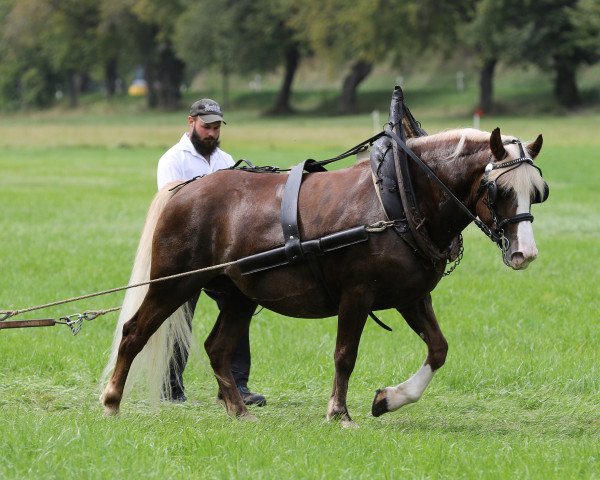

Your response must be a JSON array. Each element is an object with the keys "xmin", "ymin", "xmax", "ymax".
[{"xmin": 101, "ymin": 127, "xmax": 547, "ymax": 424}]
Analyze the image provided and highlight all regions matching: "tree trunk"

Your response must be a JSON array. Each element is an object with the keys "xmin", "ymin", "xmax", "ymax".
[
  {"xmin": 553, "ymin": 58, "xmax": 580, "ymax": 108},
  {"xmin": 104, "ymin": 58, "xmax": 118, "ymax": 98},
  {"xmin": 221, "ymin": 65, "xmax": 230, "ymax": 109},
  {"xmin": 337, "ymin": 60, "xmax": 372, "ymax": 114},
  {"xmin": 145, "ymin": 42, "xmax": 185, "ymax": 110},
  {"xmin": 269, "ymin": 42, "xmax": 300, "ymax": 115},
  {"xmin": 67, "ymin": 72, "xmax": 78, "ymax": 108},
  {"xmin": 479, "ymin": 58, "xmax": 497, "ymax": 114},
  {"xmin": 79, "ymin": 72, "xmax": 92, "ymax": 94},
  {"xmin": 145, "ymin": 65, "xmax": 158, "ymax": 108}
]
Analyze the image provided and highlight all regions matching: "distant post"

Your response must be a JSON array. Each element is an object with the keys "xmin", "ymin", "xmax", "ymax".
[
  {"xmin": 456, "ymin": 71, "xmax": 465, "ymax": 91},
  {"xmin": 473, "ymin": 107, "xmax": 484, "ymax": 129},
  {"xmin": 372, "ymin": 110, "xmax": 381, "ymax": 134}
]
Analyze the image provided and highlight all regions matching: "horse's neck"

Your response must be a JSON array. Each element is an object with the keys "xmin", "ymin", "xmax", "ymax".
[{"xmin": 409, "ymin": 140, "xmax": 487, "ymax": 249}]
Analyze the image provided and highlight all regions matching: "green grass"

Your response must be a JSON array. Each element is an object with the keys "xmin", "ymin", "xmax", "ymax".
[{"xmin": 0, "ymin": 85, "xmax": 599, "ymax": 479}]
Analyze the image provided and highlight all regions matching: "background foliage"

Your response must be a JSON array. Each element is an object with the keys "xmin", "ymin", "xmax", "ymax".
[{"xmin": 0, "ymin": 0, "xmax": 599, "ymax": 112}]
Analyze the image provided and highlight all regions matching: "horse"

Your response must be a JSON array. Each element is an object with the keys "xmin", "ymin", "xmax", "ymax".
[{"xmin": 101, "ymin": 126, "xmax": 548, "ymax": 425}]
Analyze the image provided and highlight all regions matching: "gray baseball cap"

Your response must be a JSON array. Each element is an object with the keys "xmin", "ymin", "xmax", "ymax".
[{"xmin": 189, "ymin": 98, "xmax": 226, "ymax": 124}]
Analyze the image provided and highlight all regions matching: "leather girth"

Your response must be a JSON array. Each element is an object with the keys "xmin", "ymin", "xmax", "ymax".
[{"xmin": 280, "ymin": 159, "xmax": 339, "ymax": 307}]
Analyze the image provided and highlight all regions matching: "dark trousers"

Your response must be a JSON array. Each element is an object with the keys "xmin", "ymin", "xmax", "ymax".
[{"xmin": 168, "ymin": 291, "xmax": 251, "ymax": 394}]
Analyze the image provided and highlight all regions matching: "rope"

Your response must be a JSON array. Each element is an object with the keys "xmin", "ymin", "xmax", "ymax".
[
  {"xmin": 1, "ymin": 216, "xmax": 403, "ymax": 324},
  {"xmin": 0, "ymin": 260, "xmax": 236, "ymax": 321}
]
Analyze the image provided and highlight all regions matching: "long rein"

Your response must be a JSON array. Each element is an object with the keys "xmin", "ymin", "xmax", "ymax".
[{"xmin": 0, "ymin": 133, "xmax": 389, "ymax": 333}]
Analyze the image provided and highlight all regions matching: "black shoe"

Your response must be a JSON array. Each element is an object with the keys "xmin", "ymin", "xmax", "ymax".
[
  {"xmin": 170, "ymin": 391, "xmax": 187, "ymax": 403},
  {"xmin": 163, "ymin": 387, "xmax": 187, "ymax": 403},
  {"xmin": 238, "ymin": 385, "xmax": 267, "ymax": 407},
  {"xmin": 218, "ymin": 385, "xmax": 267, "ymax": 407}
]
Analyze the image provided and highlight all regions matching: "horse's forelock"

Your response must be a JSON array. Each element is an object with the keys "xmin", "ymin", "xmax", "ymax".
[{"xmin": 492, "ymin": 156, "xmax": 546, "ymax": 202}]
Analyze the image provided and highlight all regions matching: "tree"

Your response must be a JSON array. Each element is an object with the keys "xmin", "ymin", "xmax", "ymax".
[
  {"xmin": 517, "ymin": 0, "xmax": 600, "ymax": 107},
  {"xmin": 291, "ymin": 0, "xmax": 383, "ymax": 114},
  {"xmin": 462, "ymin": 0, "xmax": 523, "ymax": 113},
  {"xmin": 45, "ymin": 0, "xmax": 101, "ymax": 107},
  {"xmin": 174, "ymin": 0, "xmax": 302, "ymax": 113},
  {"xmin": 126, "ymin": 0, "xmax": 186, "ymax": 109},
  {"xmin": 0, "ymin": 0, "xmax": 100, "ymax": 108},
  {"xmin": 293, "ymin": 0, "xmax": 472, "ymax": 114}
]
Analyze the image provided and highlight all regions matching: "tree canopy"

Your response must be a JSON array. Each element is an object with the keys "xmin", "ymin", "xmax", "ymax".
[{"xmin": 0, "ymin": 0, "xmax": 598, "ymax": 111}]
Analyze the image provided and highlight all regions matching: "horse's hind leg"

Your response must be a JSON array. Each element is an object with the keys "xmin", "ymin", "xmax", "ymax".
[
  {"xmin": 102, "ymin": 283, "xmax": 193, "ymax": 415},
  {"xmin": 326, "ymin": 287, "xmax": 372, "ymax": 426},
  {"xmin": 203, "ymin": 289, "xmax": 257, "ymax": 419},
  {"xmin": 372, "ymin": 293, "xmax": 448, "ymax": 417}
]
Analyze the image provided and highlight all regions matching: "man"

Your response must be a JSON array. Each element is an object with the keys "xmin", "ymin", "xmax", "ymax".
[{"xmin": 157, "ymin": 98, "xmax": 266, "ymax": 407}]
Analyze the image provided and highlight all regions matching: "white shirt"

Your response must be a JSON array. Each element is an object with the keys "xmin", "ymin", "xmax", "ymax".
[{"xmin": 157, "ymin": 133, "xmax": 234, "ymax": 189}]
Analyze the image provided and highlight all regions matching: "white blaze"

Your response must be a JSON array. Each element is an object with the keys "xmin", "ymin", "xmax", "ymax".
[{"xmin": 512, "ymin": 192, "xmax": 538, "ymax": 267}]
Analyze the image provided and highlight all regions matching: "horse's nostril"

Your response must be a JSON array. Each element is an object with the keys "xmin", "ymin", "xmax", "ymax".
[{"xmin": 511, "ymin": 252, "xmax": 524, "ymax": 262}]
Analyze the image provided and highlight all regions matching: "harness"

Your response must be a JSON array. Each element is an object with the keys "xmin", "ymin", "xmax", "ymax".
[
  {"xmin": 173, "ymin": 86, "xmax": 548, "ymax": 324},
  {"xmin": 237, "ymin": 159, "xmax": 370, "ymax": 278}
]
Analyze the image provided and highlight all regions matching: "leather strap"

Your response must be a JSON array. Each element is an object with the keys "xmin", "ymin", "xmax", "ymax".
[
  {"xmin": 281, "ymin": 161, "xmax": 307, "ymax": 263},
  {"xmin": 370, "ymin": 138, "xmax": 408, "ymax": 228},
  {"xmin": 281, "ymin": 160, "xmax": 328, "ymax": 264}
]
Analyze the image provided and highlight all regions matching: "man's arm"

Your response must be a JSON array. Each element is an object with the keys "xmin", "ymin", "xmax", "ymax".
[{"xmin": 157, "ymin": 150, "xmax": 184, "ymax": 190}]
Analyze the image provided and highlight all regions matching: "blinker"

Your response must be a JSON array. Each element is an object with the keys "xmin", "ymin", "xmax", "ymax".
[
  {"xmin": 532, "ymin": 181, "xmax": 549, "ymax": 204},
  {"xmin": 487, "ymin": 181, "xmax": 498, "ymax": 205}
]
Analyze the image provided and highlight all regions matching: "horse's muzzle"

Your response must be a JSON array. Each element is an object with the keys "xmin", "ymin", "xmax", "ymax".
[{"xmin": 506, "ymin": 248, "xmax": 538, "ymax": 270}]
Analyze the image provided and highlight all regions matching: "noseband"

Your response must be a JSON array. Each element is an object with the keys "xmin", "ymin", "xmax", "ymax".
[{"xmin": 477, "ymin": 139, "xmax": 549, "ymax": 256}]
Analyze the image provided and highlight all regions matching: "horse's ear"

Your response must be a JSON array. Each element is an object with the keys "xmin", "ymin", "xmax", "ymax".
[
  {"xmin": 490, "ymin": 127, "xmax": 505, "ymax": 161},
  {"xmin": 527, "ymin": 134, "xmax": 543, "ymax": 159}
]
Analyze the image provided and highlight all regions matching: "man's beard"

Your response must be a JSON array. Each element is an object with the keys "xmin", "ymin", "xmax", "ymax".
[{"xmin": 190, "ymin": 129, "xmax": 220, "ymax": 158}]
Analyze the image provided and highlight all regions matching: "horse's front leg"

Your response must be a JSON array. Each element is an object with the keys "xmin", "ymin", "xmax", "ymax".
[
  {"xmin": 326, "ymin": 287, "xmax": 372, "ymax": 427},
  {"xmin": 372, "ymin": 293, "xmax": 448, "ymax": 416}
]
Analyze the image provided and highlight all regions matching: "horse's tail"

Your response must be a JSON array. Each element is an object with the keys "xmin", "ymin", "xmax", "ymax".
[{"xmin": 100, "ymin": 184, "xmax": 195, "ymax": 403}]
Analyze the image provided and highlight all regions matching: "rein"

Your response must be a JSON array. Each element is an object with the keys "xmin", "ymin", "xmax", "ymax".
[
  {"xmin": 230, "ymin": 132, "xmax": 387, "ymax": 174},
  {"xmin": 2, "ymin": 87, "xmax": 545, "ymax": 332},
  {"xmin": 0, "ymin": 220, "xmax": 400, "ymax": 332}
]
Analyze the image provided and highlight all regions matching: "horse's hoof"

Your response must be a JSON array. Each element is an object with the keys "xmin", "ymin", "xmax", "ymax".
[
  {"xmin": 238, "ymin": 411, "xmax": 258, "ymax": 422},
  {"xmin": 103, "ymin": 405, "xmax": 119, "ymax": 417},
  {"xmin": 102, "ymin": 394, "xmax": 121, "ymax": 417},
  {"xmin": 371, "ymin": 388, "xmax": 389, "ymax": 417},
  {"xmin": 341, "ymin": 418, "xmax": 359, "ymax": 429},
  {"xmin": 326, "ymin": 409, "xmax": 356, "ymax": 427}
]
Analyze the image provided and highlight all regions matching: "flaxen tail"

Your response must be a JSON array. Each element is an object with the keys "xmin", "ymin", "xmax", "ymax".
[{"xmin": 100, "ymin": 184, "xmax": 195, "ymax": 404}]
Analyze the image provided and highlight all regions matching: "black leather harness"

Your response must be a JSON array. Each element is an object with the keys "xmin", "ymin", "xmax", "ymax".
[
  {"xmin": 171, "ymin": 87, "xmax": 470, "ymax": 329},
  {"xmin": 235, "ymin": 156, "xmax": 396, "ymax": 330},
  {"xmin": 229, "ymin": 88, "xmax": 428, "ymax": 331},
  {"xmin": 237, "ymin": 158, "xmax": 370, "ymax": 277},
  {"xmin": 237, "ymin": 159, "xmax": 370, "ymax": 312}
]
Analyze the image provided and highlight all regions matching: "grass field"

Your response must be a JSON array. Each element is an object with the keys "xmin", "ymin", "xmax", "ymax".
[{"xmin": 0, "ymin": 84, "xmax": 599, "ymax": 479}]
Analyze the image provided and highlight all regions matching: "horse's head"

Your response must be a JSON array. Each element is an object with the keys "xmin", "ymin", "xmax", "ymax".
[{"xmin": 475, "ymin": 128, "xmax": 548, "ymax": 270}]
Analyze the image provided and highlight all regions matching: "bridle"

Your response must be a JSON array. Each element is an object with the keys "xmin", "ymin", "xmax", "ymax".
[
  {"xmin": 385, "ymin": 129, "xmax": 548, "ymax": 262},
  {"xmin": 476, "ymin": 139, "xmax": 549, "ymax": 260}
]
